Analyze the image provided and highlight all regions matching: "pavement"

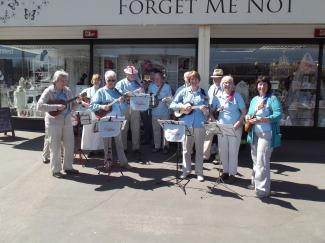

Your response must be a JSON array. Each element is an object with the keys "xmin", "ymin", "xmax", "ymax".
[{"xmin": 0, "ymin": 130, "xmax": 325, "ymax": 243}]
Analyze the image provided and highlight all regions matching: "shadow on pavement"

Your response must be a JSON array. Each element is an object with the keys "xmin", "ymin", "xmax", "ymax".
[
  {"xmin": 13, "ymin": 135, "xmax": 44, "ymax": 151},
  {"xmin": 271, "ymin": 179, "xmax": 325, "ymax": 203},
  {"xmin": 0, "ymin": 135, "xmax": 29, "ymax": 145},
  {"xmin": 62, "ymin": 166, "xmax": 177, "ymax": 192}
]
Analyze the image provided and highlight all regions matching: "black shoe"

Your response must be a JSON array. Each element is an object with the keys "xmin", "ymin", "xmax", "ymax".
[
  {"xmin": 52, "ymin": 172, "xmax": 65, "ymax": 178},
  {"xmin": 225, "ymin": 175, "xmax": 236, "ymax": 184},
  {"xmin": 43, "ymin": 159, "xmax": 50, "ymax": 164},
  {"xmin": 220, "ymin": 173, "xmax": 229, "ymax": 181},
  {"xmin": 64, "ymin": 169, "xmax": 79, "ymax": 175}
]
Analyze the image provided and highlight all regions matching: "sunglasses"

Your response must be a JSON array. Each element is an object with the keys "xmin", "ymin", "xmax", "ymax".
[{"xmin": 107, "ymin": 79, "xmax": 116, "ymax": 82}]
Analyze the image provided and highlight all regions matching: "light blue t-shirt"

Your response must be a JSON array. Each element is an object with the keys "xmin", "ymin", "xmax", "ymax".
[
  {"xmin": 212, "ymin": 91, "xmax": 245, "ymax": 125},
  {"xmin": 89, "ymin": 87, "xmax": 126, "ymax": 116},
  {"xmin": 115, "ymin": 78, "xmax": 142, "ymax": 94},
  {"xmin": 254, "ymin": 96, "xmax": 272, "ymax": 132},
  {"xmin": 170, "ymin": 87, "xmax": 208, "ymax": 128},
  {"xmin": 148, "ymin": 82, "xmax": 173, "ymax": 117},
  {"xmin": 56, "ymin": 91, "xmax": 69, "ymax": 117}
]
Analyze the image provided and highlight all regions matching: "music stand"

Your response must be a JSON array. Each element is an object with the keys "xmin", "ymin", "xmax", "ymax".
[
  {"xmin": 73, "ymin": 111, "xmax": 91, "ymax": 166},
  {"xmin": 129, "ymin": 93, "xmax": 150, "ymax": 111},
  {"xmin": 157, "ymin": 119, "xmax": 191, "ymax": 194},
  {"xmin": 202, "ymin": 121, "xmax": 243, "ymax": 198},
  {"xmin": 96, "ymin": 115, "xmax": 126, "ymax": 177}
]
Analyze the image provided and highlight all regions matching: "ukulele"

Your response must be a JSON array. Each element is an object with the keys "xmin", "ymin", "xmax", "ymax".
[
  {"xmin": 48, "ymin": 92, "xmax": 87, "ymax": 117},
  {"xmin": 244, "ymin": 101, "xmax": 266, "ymax": 133},
  {"xmin": 174, "ymin": 103, "xmax": 207, "ymax": 118},
  {"xmin": 94, "ymin": 99, "xmax": 122, "ymax": 118}
]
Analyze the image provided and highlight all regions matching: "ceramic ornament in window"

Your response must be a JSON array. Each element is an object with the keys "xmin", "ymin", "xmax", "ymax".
[
  {"xmin": 0, "ymin": 70, "xmax": 4, "ymax": 82},
  {"xmin": 14, "ymin": 77, "xmax": 27, "ymax": 116},
  {"xmin": 299, "ymin": 53, "xmax": 317, "ymax": 75}
]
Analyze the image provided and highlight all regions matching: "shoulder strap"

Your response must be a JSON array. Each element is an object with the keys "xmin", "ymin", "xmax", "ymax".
[
  {"xmin": 200, "ymin": 88, "xmax": 206, "ymax": 96},
  {"xmin": 114, "ymin": 88, "xmax": 123, "ymax": 97},
  {"xmin": 156, "ymin": 83, "xmax": 164, "ymax": 97}
]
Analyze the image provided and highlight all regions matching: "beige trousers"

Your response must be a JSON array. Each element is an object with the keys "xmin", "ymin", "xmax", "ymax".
[
  {"xmin": 182, "ymin": 127, "xmax": 205, "ymax": 176},
  {"xmin": 122, "ymin": 107, "xmax": 140, "ymax": 151},
  {"xmin": 152, "ymin": 114, "xmax": 169, "ymax": 149},
  {"xmin": 48, "ymin": 124, "xmax": 74, "ymax": 173}
]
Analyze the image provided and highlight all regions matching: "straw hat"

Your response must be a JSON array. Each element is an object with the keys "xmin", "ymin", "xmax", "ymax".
[{"xmin": 210, "ymin": 68, "xmax": 224, "ymax": 78}]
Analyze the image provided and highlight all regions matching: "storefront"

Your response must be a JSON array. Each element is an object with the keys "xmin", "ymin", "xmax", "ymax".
[{"xmin": 0, "ymin": 0, "xmax": 325, "ymax": 138}]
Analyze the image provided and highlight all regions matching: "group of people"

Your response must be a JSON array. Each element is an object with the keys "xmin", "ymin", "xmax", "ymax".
[{"xmin": 37, "ymin": 65, "xmax": 282, "ymax": 198}]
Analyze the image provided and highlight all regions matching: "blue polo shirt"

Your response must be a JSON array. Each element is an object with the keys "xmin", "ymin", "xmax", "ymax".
[
  {"xmin": 212, "ymin": 91, "xmax": 245, "ymax": 125},
  {"xmin": 148, "ymin": 82, "xmax": 172, "ymax": 117},
  {"xmin": 170, "ymin": 87, "xmax": 208, "ymax": 128},
  {"xmin": 89, "ymin": 87, "xmax": 126, "ymax": 116}
]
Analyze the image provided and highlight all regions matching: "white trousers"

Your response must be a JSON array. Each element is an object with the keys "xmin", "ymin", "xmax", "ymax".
[
  {"xmin": 251, "ymin": 131, "xmax": 273, "ymax": 196},
  {"xmin": 122, "ymin": 107, "xmax": 140, "ymax": 151},
  {"xmin": 42, "ymin": 127, "xmax": 50, "ymax": 161},
  {"xmin": 48, "ymin": 124, "xmax": 74, "ymax": 173},
  {"xmin": 152, "ymin": 114, "xmax": 169, "ymax": 149},
  {"xmin": 217, "ymin": 127, "xmax": 242, "ymax": 176},
  {"xmin": 182, "ymin": 128, "xmax": 205, "ymax": 176},
  {"xmin": 103, "ymin": 134, "xmax": 128, "ymax": 166}
]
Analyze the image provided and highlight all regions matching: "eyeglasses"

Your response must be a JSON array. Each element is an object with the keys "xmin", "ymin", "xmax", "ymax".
[{"xmin": 107, "ymin": 79, "xmax": 116, "ymax": 82}]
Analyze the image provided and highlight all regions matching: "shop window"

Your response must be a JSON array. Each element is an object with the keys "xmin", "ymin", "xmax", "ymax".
[
  {"xmin": 93, "ymin": 44, "xmax": 196, "ymax": 92},
  {"xmin": 0, "ymin": 44, "xmax": 89, "ymax": 118},
  {"xmin": 210, "ymin": 44, "xmax": 319, "ymax": 127},
  {"xmin": 318, "ymin": 46, "xmax": 325, "ymax": 127}
]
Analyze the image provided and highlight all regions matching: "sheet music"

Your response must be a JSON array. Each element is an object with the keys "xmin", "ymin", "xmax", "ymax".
[{"xmin": 157, "ymin": 119, "xmax": 186, "ymax": 142}]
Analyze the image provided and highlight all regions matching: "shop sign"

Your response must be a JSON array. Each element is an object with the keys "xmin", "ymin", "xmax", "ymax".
[
  {"xmin": 314, "ymin": 29, "xmax": 325, "ymax": 38},
  {"xmin": 83, "ymin": 30, "xmax": 98, "ymax": 39},
  {"xmin": 0, "ymin": 0, "xmax": 324, "ymax": 26}
]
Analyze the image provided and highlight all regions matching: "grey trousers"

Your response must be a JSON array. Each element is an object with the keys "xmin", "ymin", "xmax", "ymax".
[
  {"xmin": 122, "ymin": 107, "xmax": 140, "ymax": 151},
  {"xmin": 182, "ymin": 127, "xmax": 205, "ymax": 176},
  {"xmin": 152, "ymin": 114, "xmax": 169, "ymax": 149}
]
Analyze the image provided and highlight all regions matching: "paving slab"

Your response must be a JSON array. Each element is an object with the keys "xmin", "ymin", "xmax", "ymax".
[{"xmin": 0, "ymin": 131, "xmax": 325, "ymax": 243}]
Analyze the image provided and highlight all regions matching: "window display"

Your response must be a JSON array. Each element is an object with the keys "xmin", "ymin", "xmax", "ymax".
[
  {"xmin": 318, "ymin": 46, "xmax": 325, "ymax": 127},
  {"xmin": 94, "ymin": 44, "xmax": 196, "ymax": 92},
  {"xmin": 0, "ymin": 44, "xmax": 89, "ymax": 118},
  {"xmin": 210, "ymin": 44, "xmax": 319, "ymax": 127}
]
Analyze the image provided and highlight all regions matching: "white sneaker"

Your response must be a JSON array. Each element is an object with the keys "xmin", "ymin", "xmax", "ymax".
[
  {"xmin": 180, "ymin": 172, "xmax": 189, "ymax": 179},
  {"xmin": 197, "ymin": 175, "xmax": 204, "ymax": 182}
]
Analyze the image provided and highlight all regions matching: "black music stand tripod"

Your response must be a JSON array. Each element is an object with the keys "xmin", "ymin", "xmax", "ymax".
[
  {"xmin": 75, "ymin": 112, "xmax": 90, "ymax": 167},
  {"xmin": 157, "ymin": 120, "xmax": 191, "ymax": 195},
  {"xmin": 95, "ymin": 117, "xmax": 125, "ymax": 178},
  {"xmin": 202, "ymin": 122, "xmax": 243, "ymax": 199}
]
